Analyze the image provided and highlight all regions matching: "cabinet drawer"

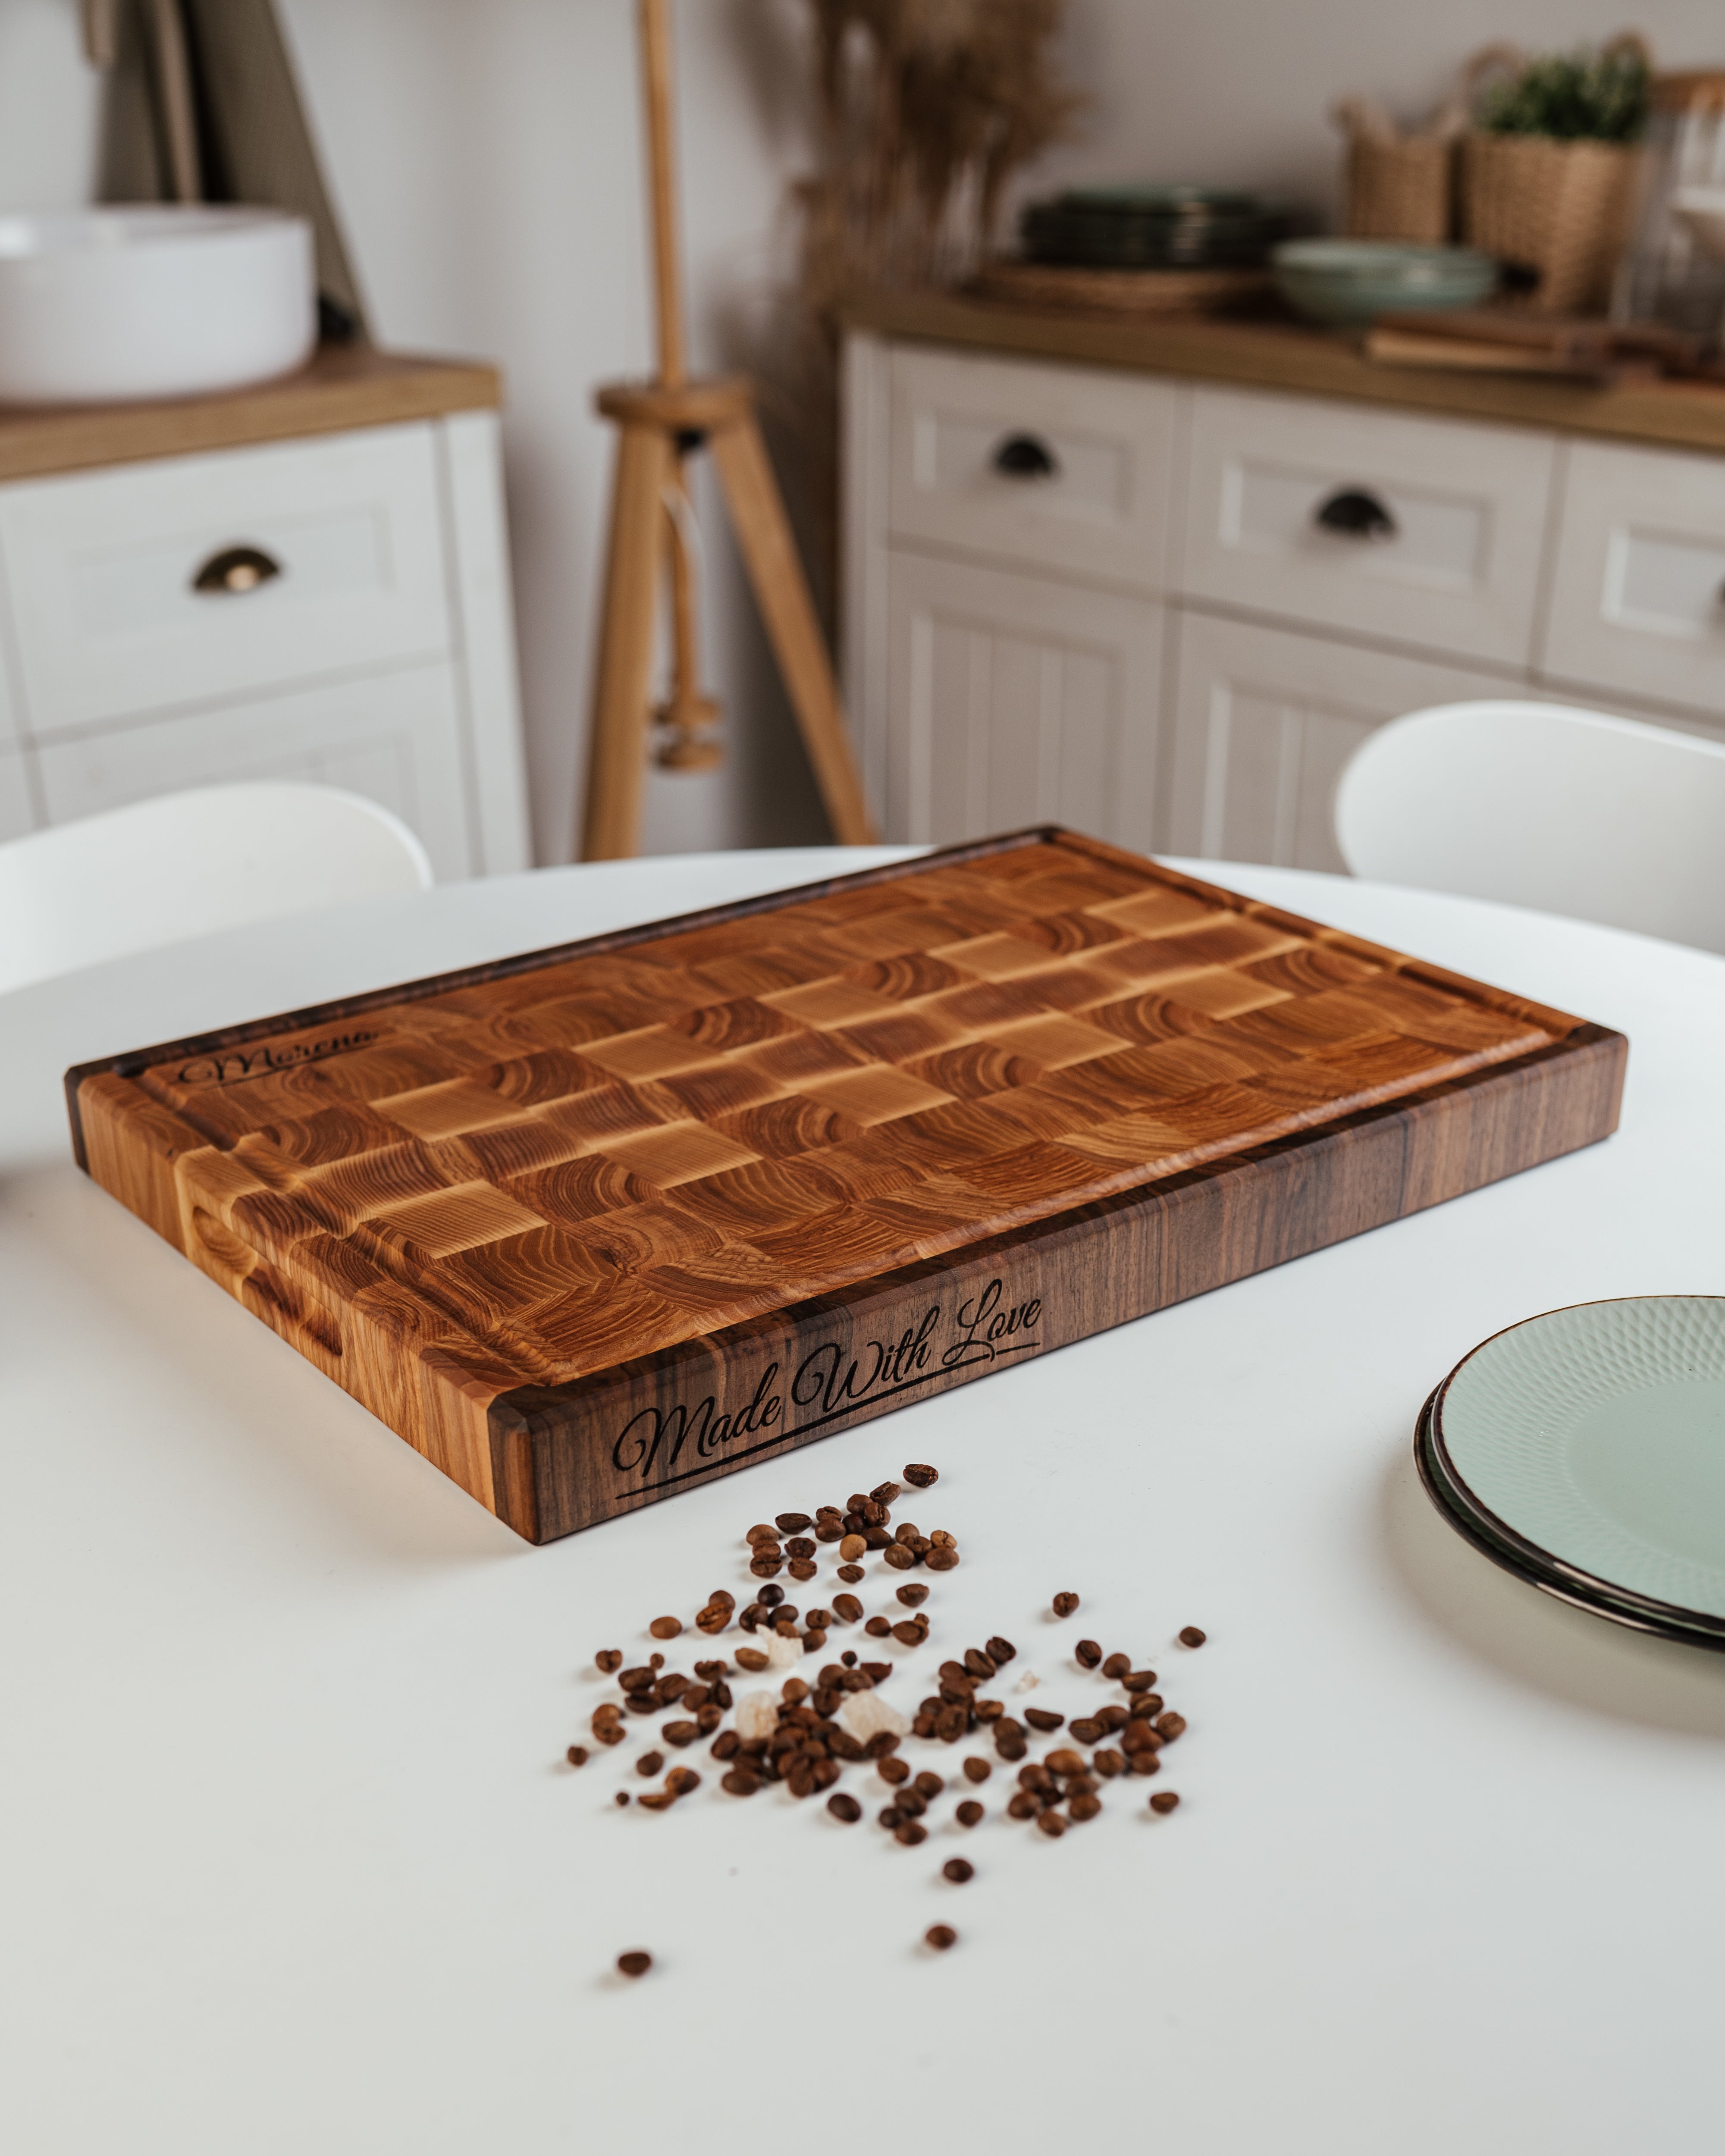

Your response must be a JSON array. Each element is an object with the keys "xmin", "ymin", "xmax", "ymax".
[
  {"xmin": 0, "ymin": 424, "xmax": 451, "ymax": 736},
  {"xmin": 1168, "ymin": 609, "xmax": 1518, "ymax": 871},
  {"xmin": 1180, "ymin": 388, "xmax": 1555, "ymax": 666},
  {"xmin": 34, "ymin": 663, "xmax": 474, "ymax": 879},
  {"xmin": 883, "ymin": 548, "xmax": 1162, "ymax": 849},
  {"xmin": 888, "ymin": 345, "xmax": 1177, "ymax": 590},
  {"xmin": 1541, "ymin": 439, "xmax": 1725, "ymax": 714}
]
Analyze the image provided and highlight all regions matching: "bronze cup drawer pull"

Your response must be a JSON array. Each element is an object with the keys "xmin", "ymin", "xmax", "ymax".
[
  {"xmin": 992, "ymin": 432, "xmax": 1060, "ymax": 479},
  {"xmin": 1314, "ymin": 487, "xmax": 1397, "ymax": 542},
  {"xmin": 192, "ymin": 544, "xmax": 283, "ymax": 595}
]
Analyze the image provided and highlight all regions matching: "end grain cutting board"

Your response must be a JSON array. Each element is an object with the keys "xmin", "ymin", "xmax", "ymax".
[{"xmin": 66, "ymin": 829, "xmax": 1626, "ymax": 1542}]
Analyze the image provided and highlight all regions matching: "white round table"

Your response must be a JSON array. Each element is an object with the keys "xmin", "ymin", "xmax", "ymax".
[{"xmin": 4, "ymin": 849, "xmax": 1723, "ymax": 2156}]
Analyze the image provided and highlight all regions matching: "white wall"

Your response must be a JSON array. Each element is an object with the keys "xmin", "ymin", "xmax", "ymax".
[{"xmin": 3, "ymin": 1, "xmax": 1724, "ymax": 865}]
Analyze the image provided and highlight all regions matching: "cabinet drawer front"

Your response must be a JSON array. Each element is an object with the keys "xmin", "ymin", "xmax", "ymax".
[
  {"xmin": 884, "ymin": 549, "xmax": 1162, "ymax": 849},
  {"xmin": 34, "ymin": 663, "xmax": 473, "ymax": 879},
  {"xmin": 0, "ymin": 424, "xmax": 451, "ymax": 735},
  {"xmin": 1181, "ymin": 388, "xmax": 1554, "ymax": 665},
  {"xmin": 888, "ymin": 346, "xmax": 1176, "ymax": 590},
  {"xmin": 1542, "ymin": 439, "xmax": 1725, "ymax": 712},
  {"xmin": 1168, "ymin": 609, "xmax": 1519, "ymax": 872}
]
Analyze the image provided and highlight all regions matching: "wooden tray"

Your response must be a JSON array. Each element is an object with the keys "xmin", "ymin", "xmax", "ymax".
[{"xmin": 66, "ymin": 828, "xmax": 1626, "ymax": 1543}]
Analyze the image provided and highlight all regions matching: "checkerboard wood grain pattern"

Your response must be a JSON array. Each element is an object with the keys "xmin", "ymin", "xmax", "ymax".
[{"xmin": 67, "ymin": 827, "xmax": 1626, "ymax": 1542}]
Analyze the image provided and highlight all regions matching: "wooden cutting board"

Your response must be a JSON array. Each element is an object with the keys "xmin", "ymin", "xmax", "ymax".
[{"xmin": 66, "ymin": 828, "xmax": 1625, "ymax": 1543}]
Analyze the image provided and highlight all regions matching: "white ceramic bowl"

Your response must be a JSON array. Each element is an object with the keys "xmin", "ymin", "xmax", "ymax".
[{"xmin": 0, "ymin": 206, "xmax": 317, "ymax": 406}]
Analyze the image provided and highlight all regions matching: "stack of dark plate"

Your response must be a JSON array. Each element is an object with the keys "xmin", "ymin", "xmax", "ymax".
[{"xmin": 1019, "ymin": 186, "xmax": 1292, "ymax": 270}]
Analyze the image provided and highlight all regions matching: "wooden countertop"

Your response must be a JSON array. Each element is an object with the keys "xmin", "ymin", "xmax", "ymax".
[
  {"xmin": 0, "ymin": 345, "xmax": 502, "ymax": 483},
  {"xmin": 844, "ymin": 289, "xmax": 1725, "ymax": 458}
]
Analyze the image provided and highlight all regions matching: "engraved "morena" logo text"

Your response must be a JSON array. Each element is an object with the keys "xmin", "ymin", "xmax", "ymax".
[{"xmin": 175, "ymin": 1028, "xmax": 379, "ymax": 1087}]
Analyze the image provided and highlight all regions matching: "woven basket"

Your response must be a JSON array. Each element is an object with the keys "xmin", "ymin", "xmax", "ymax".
[
  {"xmin": 1458, "ymin": 36, "xmax": 1649, "ymax": 314},
  {"xmin": 1334, "ymin": 94, "xmax": 1462, "ymax": 243}
]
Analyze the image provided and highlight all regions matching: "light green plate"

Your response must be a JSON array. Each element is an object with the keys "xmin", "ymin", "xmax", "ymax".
[{"xmin": 1421, "ymin": 1298, "xmax": 1725, "ymax": 1643}]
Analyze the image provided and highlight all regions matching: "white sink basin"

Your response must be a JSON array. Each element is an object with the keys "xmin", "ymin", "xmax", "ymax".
[{"xmin": 0, "ymin": 207, "xmax": 317, "ymax": 407}]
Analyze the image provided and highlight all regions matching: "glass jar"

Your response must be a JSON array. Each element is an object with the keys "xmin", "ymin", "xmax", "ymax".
[{"xmin": 1616, "ymin": 71, "xmax": 1725, "ymax": 337}]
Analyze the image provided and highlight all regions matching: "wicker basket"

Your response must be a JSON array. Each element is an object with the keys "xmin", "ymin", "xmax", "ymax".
[
  {"xmin": 1334, "ymin": 97, "xmax": 1461, "ymax": 244},
  {"xmin": 1459, "ymin": 37, "xmax": 1649, "ymax": 314}
]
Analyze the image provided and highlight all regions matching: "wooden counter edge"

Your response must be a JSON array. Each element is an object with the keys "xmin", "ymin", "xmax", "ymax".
[
  {"xmin": 841, "ymin": 290, "xmax": 1725, "ymax": 459},
  {"xmin": 0, "ymin": 346, "xmax": 503, "ymax": 483}
]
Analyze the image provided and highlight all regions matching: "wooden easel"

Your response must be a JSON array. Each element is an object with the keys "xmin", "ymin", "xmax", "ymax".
[{"xmin": 580, "ymin": 0, "xmax": 875, "ymax": 861}]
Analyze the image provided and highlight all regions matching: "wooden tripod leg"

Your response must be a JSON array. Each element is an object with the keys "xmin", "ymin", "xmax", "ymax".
[
  {"xmin": 708, "ymin": 412, "xmax": 877, "ymax": 845},
  {"xmin": 580, "ymin": 420, "xmax": 672, "ymax": 860}
]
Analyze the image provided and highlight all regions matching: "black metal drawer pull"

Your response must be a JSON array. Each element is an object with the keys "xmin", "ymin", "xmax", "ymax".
[
  {"xmin": 192, "ymin": 545, "xmax": 283, "ymax": 595},
  {"xmin": 1314, "ymin": 488, "xmax": 1397, "ymax": 542},
  {"xmin": 993, "ymin": 432, "xmax": 1059, "ymax": 479}
]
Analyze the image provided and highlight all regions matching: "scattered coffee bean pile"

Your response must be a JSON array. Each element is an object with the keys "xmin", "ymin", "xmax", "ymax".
[{"xmin": 571, "ymin": 1462, "xmax": 1204, "ymax": 1970}]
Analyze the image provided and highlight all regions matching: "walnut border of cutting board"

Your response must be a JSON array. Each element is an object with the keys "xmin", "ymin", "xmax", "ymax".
[{"xmin": 65, "ymin": 828, "xmax": 1627, "ymax": 1544}]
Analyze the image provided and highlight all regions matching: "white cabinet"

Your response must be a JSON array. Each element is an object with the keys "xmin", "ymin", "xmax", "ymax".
[
  {"xmin": 0, "ymin": 407, "xmax": 529, "ymax": 878},
  {"xmin": 1180, "ymin": 386, "xmax": 1556, "ymax": 668},
  {"xmin": 1167, "ymin": 611, "xmax": 1518, "ymax": 871},
  {"xmin": 884, "ymin": 551, "xmax": 1162, "ymax": 849},
  {"xmin": 1541, "ymin": 438, "xmax": 1725, "ymax": 716},
  {"xmin": 845, "ymin": 328, "xmax": 1725, "ymax": 873}
]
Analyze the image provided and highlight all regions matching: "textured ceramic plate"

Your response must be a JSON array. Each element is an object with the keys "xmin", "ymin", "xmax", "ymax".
[{"xmin": 1418, "ymin": 1298, "xmax": 1725, "ymax": 1648}]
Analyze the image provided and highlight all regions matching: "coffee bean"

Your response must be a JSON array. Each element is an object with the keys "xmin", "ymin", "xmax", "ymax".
[
  {"xmin": 882, "ymin": 1543, "xmax": 914, "ymax": 1571},
  {"xmin": 864, "ymin": 1616, "xmax": 891, "ymax": 1639},
  {"xmin": 962, "ymin": 1756, "xmax": 991, "ymax": 1784},
  {"xmin": 1069, "ymin": 1791, "xmax": 1102, "ymax": 1823},
  {"xmin": 975, "ymin": 1699, "xmax": 1004, "ymax": 1723},
  {"xmin": 654, "ymin": 1674, "xmax": 690, "ymax": 1708},
  {"xmin": 889, "ymin": 1620, "xmax": 925, "ymax": 1646},
  {"xmin": 925, "ymin": 1547, "xmax": 959, "ymax": 1572},
  {"xmin": 694, "ymin": 1605, "xmax": 730, "ymax": 1634},
  {"xmin": 721, "ymin": 1767, "xmax": 760, "ymax": 1796},
  {"xmin": 646, "ymin": 1616, "xmax": 681, "ymax": 1640},
  {"xmin": 661, "ymin": 1721, "xmax": 699, "ymax": 1747},
  {"xmin": 894, "ymin": 1821, "xmax": 928, "ymax": 1846},
  {"xmin": 831, "ymin": 1593, "xmax": 863, "ymax": 1623},
  {"xmin": 1122, "ymin": 1719, "xmax": 1160, "ymax": 1753},
  {"xmin": 895, "ymin": 1583, "xmax": 928, "ymax": 1608},
  {"xmin": 1149, "ymin": 1789, "xmax": 1181, "ymax": 1814},
  {"xmin": 1155, "ymin": 1712, "xmax": 1187, "ymax": 1742},
  {"xmin": 913, "ymin": 1771, "xmax": 944, "ymax": 1801},
  {"xmin": 595, "ymin": 1650, "xmax": 623, "ymax": 1674},
  {"xmin": 710, "ymin": 1730, "xmax": 740, "ymax": 1760},
  {"xmin": 956, "ymin": 1800, "xmax": 984, "ymax": 1828},
  {"xmin": 1098, "ymin": 1652, "xmax": 1126, "ymax": 1679},
  {"xmin": 745, "ymin": 1523, "xmax": 776, "ymax": 1545},
  {"xmin": 1123, "ymin": 1670, "xmax": 1158, "ymax": 1692},
  {"xmin": 1006, "ymin": 1789, "xmax": 1039, "ymax": 1820},
  {"xmin": 878, "ymin": 1754, "xmax": 910, "ymax": 1785},
  {"xmin": 1092, "ymin": 1748, "xmax": 1125, "ymax": 1778},
  {"xmin": 749, "ymin": 1556, "xmax": 783, "ymax": 1578},
  {"xmin": 564, "ymin": 1744, "xmax": 589, "ymax": 1768},
  {"xmin": 877, "ymin": 1805, "xmax": 902, "ymax": 1829},
  {"xmin": 1075, "ymin": 1639, "xmax": 1102, "ymax": 1669},
  {"xmin": 592, "ymin": 1717, "xmax": 626, "ymax": 1746},
  {"xmin": 758, "ymin": 1584, "xmax": 785, "ymax": 1608},
  {"xmin": 928, "ymin": 1529, "xmax": 955, "ymax": 1548},
  {"xmin": 839, "ymin": 1534, "xmax": 867, "ymax": 1561},
  {"xmin": 870, "ymin": 1480, "xmax": 903, "ymax": 1504},
  {"xmin": 903, "ymin": 1463, "xmax": 938, "ymax": 1488},
  {"xmin": 1051, "ymin": 1592, "xmax": 1080, "ymax": 1617},
  {"xmin": 615, "ymin": 1790, "xmax": 630, "ymax": 1806},
  {"xmin": 665, "ymin": 1767, "xmax": 699, "ymax": 1797},
  {"xmin": 1017, "ymin": 1763, "xmax": 1054, "ymax": 1792},
  {"xmin": 617, "ymin": 1950, "xmax": 652, "ymax": 1978},
  {"xmin": 1045, "ymin": 1747, "xmax": 1086, "ymax": 1777},
  {"xmin": 619, "ymin": 1666, "xmax": 655, "ymax": 1693},
  {"xmin": 1127, "ymin": 1751, "xmax": 1162, "ymax": 1777},
  {"xmin": 802, "ymin": 1608, "xmax": 831, "ymax": 1633},
  {"xmin": 636, "ymin": 1749, "xmax": 665, "ymax": 1776},
  {"xmin": 837, "ymin": 1563, "xmax": 865, "ymax": 1583},
  {"xmin": 1068, "ymin": 1717, "xmax": 1104, "ymax": 1744},
  {"xmin": 787, "ymin": 1559, "xmax": 818, "ymax": 1582},
  {"xmin": 962, "ymin": 1649, "xmax": 996, "ymax": 1680},
  {"xmin": 787, "ymin": 1539, "xmax": 815, "ymax": 1561},
  {"xmin": 1095, "ymin": 1705, "xmax": 1131, "ymax": 1731},
  {"xmin": 1024, "ymin": 1708, "xmax": 1064, "ymax": 1733},
  {"xmin": 815, "ymin": 1523, "xmax": 843, "ymax": 1542},
  {"xmin": 775, "ymin": 1512, "xmax": 812, "ymax": 1534},
  {"xmin": 869, "ymin": 1731, "xmax": 902, "ymax": 1758},
  {"xmin": 625, "ymin": 1695, "xmax": 656, "ymax": 1716},
  {"xmin": 734, "ymin": 1648, "xmax": 768, "ymax": 1672},
  {"xmin": 942, "ymin": 1858, "xmax": 974, "ymax": 1884},
  {"xmin": 828, "ymin": 1792, "xmax": 862, "ymax": 1823},
  {"xmin": 1036, "ymin": 1808, "xmax": 1068, "ymax": 1837}
]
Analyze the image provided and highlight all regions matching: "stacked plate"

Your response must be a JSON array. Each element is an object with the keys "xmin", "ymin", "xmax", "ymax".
[
  {"xmin": 1273, "ymin": 240, "xmax": 1498, "ymax": 326},
  {"xmin": 1417, "ymin": 1297, "xmax": 1725, "ymax": 1651},
  {"xmin": 1019, "ymin": 186, "xmax": 1291, "ymax": 270}
]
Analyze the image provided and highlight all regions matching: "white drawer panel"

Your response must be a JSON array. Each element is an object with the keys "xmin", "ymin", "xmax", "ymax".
[
  {"xmin": 0, "ymin": 424, "xmax": 451, "ymax": 735},
  {"xmin": 34, "ymin": 663, "xmax": 473, "ymax": 879},
  {"xmin": 1168, "ymin": 608, "xmax": 1519, "ymax": 871},
  {"xmin": 0, "ymin": 743, "xmax": 35, "ymax": 840},
  {"xmin": 1542, "ymin": 439, "xmax": 1725, "ymax": 714},
  {"xmin": 1181, "ymin": 387, "xmax": 1555, "ymax": 666},
  {"xmin": 888, "ymin": 345, "xmax": 1177, "ymax": 590},
  {"xmin": 884, "ymin": 548, "xmax": 1162, "ymax": 849}
]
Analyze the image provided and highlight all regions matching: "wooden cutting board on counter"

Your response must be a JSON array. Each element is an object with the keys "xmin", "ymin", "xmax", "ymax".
[{"xmin": 66, "ymin": 827, "xmax": 1626, "ymax": 1543}]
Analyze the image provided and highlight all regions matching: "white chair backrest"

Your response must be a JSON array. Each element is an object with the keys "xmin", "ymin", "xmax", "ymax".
[
  {"xmin": 0, "ymin": 782, "xmax": 433, "ymax": 995},
  {"xmin": 1334, "ymin": 699, "xmax": 1725, "ymax": 954}
]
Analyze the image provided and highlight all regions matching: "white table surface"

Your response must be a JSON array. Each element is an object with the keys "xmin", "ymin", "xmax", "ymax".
[{"xmin": 4, "ymin": 847, "xmax": 1724, "ymax": 2156}]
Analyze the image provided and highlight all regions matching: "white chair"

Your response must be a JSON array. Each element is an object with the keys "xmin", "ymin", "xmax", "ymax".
[
  {"xmin": 0, "ymin": 782, "xmax": 433, "ymax": 996},
  {"xmin": 1334, "ymin": 699, "xmax": 1725, "ymax": 955}
]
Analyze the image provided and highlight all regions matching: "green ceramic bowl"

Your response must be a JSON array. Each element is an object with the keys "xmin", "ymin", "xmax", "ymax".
[
  {"xmin": 1418, "ymin": 1297, "xmax": 1725, "ymax": 1647},
  {"xmin": 1273, "ymin": 239, "xmax": 1497, "ymax": 326}
]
